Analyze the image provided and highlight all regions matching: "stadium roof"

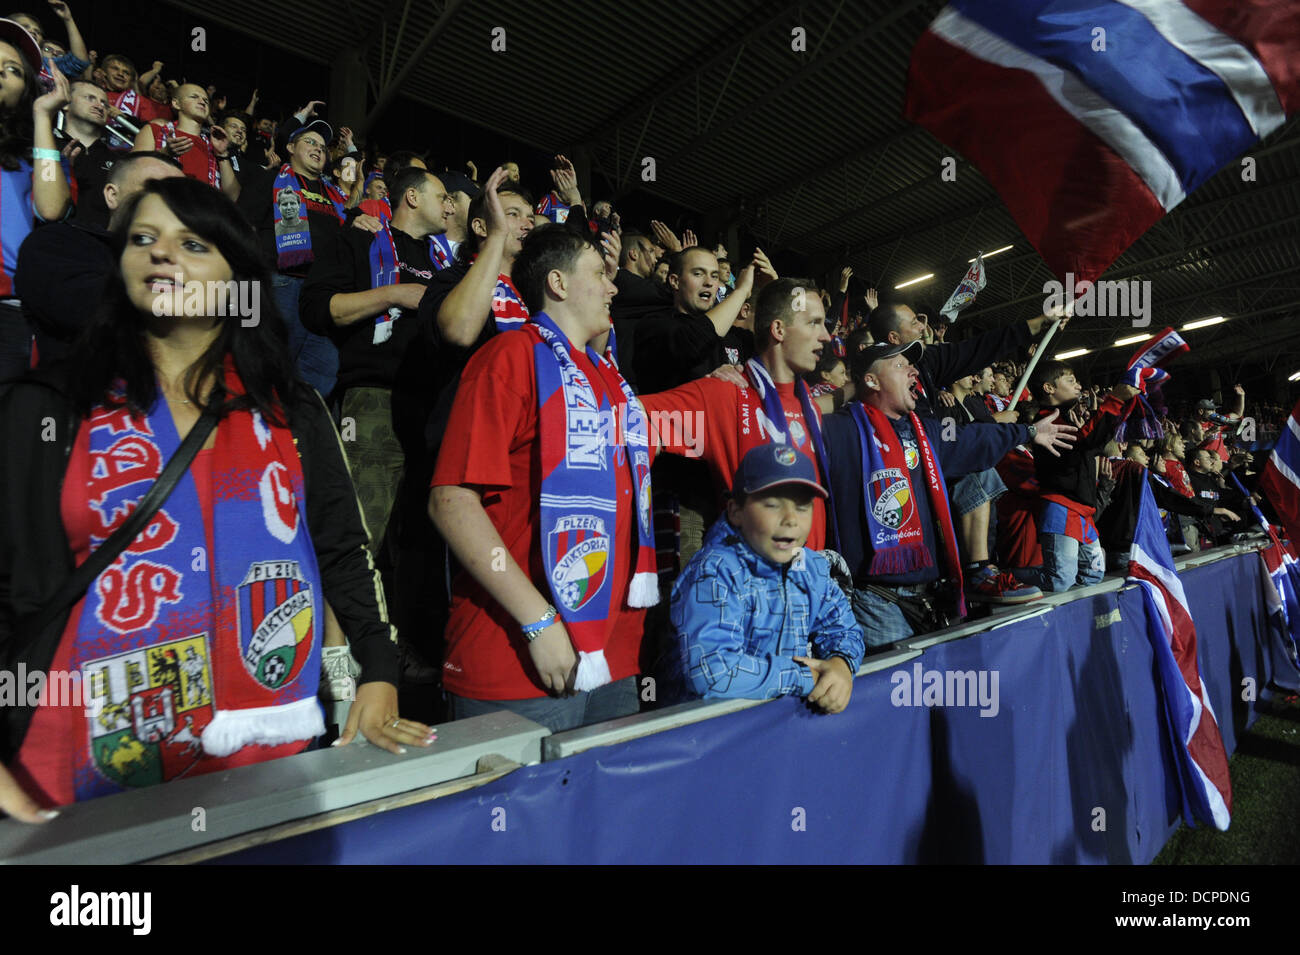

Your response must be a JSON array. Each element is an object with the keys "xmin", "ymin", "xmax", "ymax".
[{"xmin": 163, "ymin": 0, "xmax": 1300, "ymax": 383}]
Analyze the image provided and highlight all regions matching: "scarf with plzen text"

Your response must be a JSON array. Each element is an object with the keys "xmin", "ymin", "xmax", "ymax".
[
  {"xmin": 530, "ymin": 310, "xmax": 656, "ymax": 693},
  {"xmin": 65, "ymin": 365, "xmax": 323, "ymax": 800},
  {"xmin": 849, "ymin": 401, "xmax": 965, "ymax": 614},
  {"xmin": 744, "ymin": 356, "xmax": 840, "ymax": 550}
]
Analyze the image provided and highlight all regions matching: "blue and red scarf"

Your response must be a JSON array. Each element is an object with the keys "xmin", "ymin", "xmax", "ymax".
[
  {"xmin": 849, "ymin": 402, "xmax": 965, "ymax": 613},
  {"xmin": 745, "ymin": 356, "xmax": 840, "ymax": 550},
  {"xmin": 536, "ymin": 190, "xmax": 570, "ymax": 223},
  {"xmin": 66, "ymin": 369, "xmax": 323, "ymax": 800},
  {"xmin": 272, "ymin": 164, "xmax": 347, "ymax": 270},
  {"xmin": 430, "ymin": 232, "xmax": 456, "ymax": 271},
  {"xmin": 492, "ymin": 272, "xmax": 529, "ymax": 331},
  {"xmin": 368, "ymin": 221, "xmax": 401, "ymax": 344},
  {"xmin": 530, "ymin": 310, "xmax": 657, "ymax": 692}
]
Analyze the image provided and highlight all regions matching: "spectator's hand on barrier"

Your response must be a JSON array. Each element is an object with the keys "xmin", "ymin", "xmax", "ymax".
[
  {"xmin": 0, "ymin": 762, "xmax": 57, "ymax": 824},
  {"xmin": 1032, "ymin": 408, "xmax": 1078, "ymax": 457},
  {"xmin": 351, "ymin": 213, "xmax": 383, "ymax": 234},
  {"xmin": 709, "ymin": 363, "xmax": 748, "ymax": 388},
  {"xmin": 337, "ymin": 681, "xmax": 435, "ymax": 754},
  {"xmin": 529, "ymin": 622, "xmax": 579, "ymax": 696},
  {"xmin": 794, "ymin": 656, "xmax": 853, "ymax": 714},
  {"xmin": 650, "ymin": 220, "xmax": 681, "ymax": 253},
  {"xmin": 937, "ymin": 389, "xmax": 956, "ymax": 408}
]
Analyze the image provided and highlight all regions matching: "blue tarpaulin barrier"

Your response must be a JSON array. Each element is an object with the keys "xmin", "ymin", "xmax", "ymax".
[{"xmin": 219, "ymin": 552, "xmax": 1283, "ymax": 864}]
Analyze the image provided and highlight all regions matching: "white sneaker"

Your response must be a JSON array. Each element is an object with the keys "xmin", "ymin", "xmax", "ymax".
[{"xmin": 321, "ymin": 645, "xmax": 359, "ymax": 702}]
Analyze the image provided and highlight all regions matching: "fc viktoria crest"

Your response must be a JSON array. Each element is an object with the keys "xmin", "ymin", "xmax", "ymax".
[
  {"xmin": 550, "ymin": 515, "xmax": 610, "ymax": 612},
  {"xmin": 81, "ymin": 634, "xmax": 213, "ymax": 790},
  {"xmin": 237, "ymin": 560, "xmax": 315, "ymax": 689},
  {"xmin": 870, "ymin": 468, "xmax": 913, "ymax": 530}
]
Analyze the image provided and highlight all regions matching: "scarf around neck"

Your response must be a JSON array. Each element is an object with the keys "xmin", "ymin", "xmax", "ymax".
[
  {"xmin": 67, "ymin": 366, "xmax": 323, "ymax": 799},
  {"xmin": 848, "ymin": 402, "xmax": 965, "ymax": 614},
  {"xmin": 529, "ymin": 310, "xmax": 657, "ymax": 693},
  {"xmin": 744, "ymin": 356, "xmax": 839, "ymax": 550},
  {"xmin": 159, "ymin": 121, "xmax": 218, "ymax": 188}
]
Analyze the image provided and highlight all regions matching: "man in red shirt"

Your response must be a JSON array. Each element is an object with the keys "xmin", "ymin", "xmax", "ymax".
[
  {"xmin": 131, "ymin": 84, "xmax": 238, "ymax": 200},
  {"xmin": 641, "ymin": 278, "xmax": 837, "ymax": 551},
  {"xmin": 428, "ymin": 228, "xmax": 647, "ymax": 730}
]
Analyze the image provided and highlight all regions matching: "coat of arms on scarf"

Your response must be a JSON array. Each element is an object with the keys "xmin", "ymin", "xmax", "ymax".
[{"xmin": 82, "ymin": 634, "xmax": 214, "ymax": 788}]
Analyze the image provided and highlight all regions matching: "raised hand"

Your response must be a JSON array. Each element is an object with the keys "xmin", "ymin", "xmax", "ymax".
[
  {"xmin": 1032, "ymin": 409, "xmax": 1078, "ymax": 457},
  {"xmin": 839, "ymin": 265, "xmax": 853, "ymax": 292},
  {"xmin": 649, "ymin": 220, "xmax": 681, "ymax": 253}
]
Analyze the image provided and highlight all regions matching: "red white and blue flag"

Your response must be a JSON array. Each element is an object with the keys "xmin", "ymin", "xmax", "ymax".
[
  {"xmin": 905, "ymin": 1, "xmax": 1300, "ymax": 284},
  {"xmin": 1127, "ymin": 477, "xmax": 1232, "ymax": 830},
  {"xmin": 1258, "ymin": 397, "xmax": 1300, "ymax": 546}
]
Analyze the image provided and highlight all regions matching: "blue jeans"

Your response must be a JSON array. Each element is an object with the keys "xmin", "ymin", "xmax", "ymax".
[
  {"xmin": 850, "ymin": 587, "xmax": 916, "ymax": 650},
  {"xmin": 270, "ymin": 273, "xmax": 337, "ymax": 398},
  {"xmin": 950, "ymin": 468, "xmax": 1006, "ymax": 516},
  {"xmin": 1039, "ymin": 532, "xmax": 1104, "ymax": 593},
  {"xmin": 448, "ymin": 675, "xmax": 640, "ymax": 733}
]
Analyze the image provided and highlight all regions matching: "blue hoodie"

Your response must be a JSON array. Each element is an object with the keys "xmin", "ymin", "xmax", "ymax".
[{"xmin": 667, "ymin": 515, "xmax": 865, "ymax": 701}]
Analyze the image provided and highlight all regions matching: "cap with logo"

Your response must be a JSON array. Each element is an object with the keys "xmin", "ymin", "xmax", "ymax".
[
  {"xmin": 732, "ymin": 443, "xmax": 827, "ymax": 499},
  {"xmin": 861, "ymin": 339, "xmax": 924, "ymax": 368}
]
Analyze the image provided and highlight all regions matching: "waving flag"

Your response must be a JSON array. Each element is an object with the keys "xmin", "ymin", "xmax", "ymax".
[
  {"xmin": 1258, "ymin": 397, "xmax": 1300, "ymax": 546},
  {"xmin": 940, "ymin": 252, "xmax": 987, "ymax": 322},
  {"xmin": 905, "ymin": 1, "xmax": 1300, "ymax": 284},
  {"xmin": 1127, "ymin": 478, "xmax": 1232, "ymax": 830}
]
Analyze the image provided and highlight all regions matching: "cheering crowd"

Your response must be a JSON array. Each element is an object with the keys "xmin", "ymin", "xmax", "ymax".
[{"xmin": 0, "ymin": 6, "xmax": 1278, "ymax": 819}]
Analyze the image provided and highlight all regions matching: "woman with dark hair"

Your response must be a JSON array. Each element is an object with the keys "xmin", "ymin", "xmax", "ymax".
[
  {"xmin": 0, "ymin": 177, "xmax": 432, "ymax": 821},
  {"xmin": 0, "ymin": 17, "xmax": 73, "ymax": 380}
]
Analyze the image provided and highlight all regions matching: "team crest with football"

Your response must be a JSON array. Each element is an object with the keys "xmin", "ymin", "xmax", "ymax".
[{"xmin": 550, "ymin": 514, "xmax": 610, "ymax": 612}]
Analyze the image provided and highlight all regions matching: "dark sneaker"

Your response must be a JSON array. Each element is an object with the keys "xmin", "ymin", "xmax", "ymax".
[{"xmin": 964, "ymin": 565, "xmax": 1043, "ymax": 604}]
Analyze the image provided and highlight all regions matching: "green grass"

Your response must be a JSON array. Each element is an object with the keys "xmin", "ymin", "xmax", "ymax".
[{"xmin": 1154, "ymin": 692, "xmax": 1300, "ymax": 864}]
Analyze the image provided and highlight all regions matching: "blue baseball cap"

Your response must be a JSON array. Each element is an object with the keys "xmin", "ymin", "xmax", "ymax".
[{"xmin": 732, "ymin": 443, "xmax": 827, "ymax": 499}]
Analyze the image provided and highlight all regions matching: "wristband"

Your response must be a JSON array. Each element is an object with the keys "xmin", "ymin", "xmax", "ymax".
[
  {"xmin": 521, "ymin": 604, "xmax": 558, "ymax": 641},
  {"xmin": 32, "ymin": 147, "xmax": 61, "ymax": 162}
]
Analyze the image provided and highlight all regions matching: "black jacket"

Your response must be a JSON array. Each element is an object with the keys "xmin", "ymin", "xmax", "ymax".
[
  {"xmin": 915, "ymin": 320, "xmax": 1034, "ymax": 417},
  {"xmin": 15, "ymin": 219, "xmax": 115, "ymax": 368},
  {"xmin": 0, "ymin": 366, "xmax": 399, "ymax": 760}
]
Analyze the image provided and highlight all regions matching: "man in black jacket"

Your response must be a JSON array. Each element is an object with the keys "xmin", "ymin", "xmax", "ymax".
[
  {"xmin": 299, "ymin": 165, "xmax": 454, "ymax": 554},
  {"xmin": 822, "ymin": 342, "xmax": 1074, "ymax": 650},
  {"xmin": 868, "ymin": 302, "xmax": 1061, "ymax": 417}
]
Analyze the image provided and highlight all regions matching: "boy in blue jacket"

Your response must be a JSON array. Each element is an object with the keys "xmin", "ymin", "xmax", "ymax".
[{"xmin": 668, "ymin": 443, "xmax": 865, "ymax": 711}]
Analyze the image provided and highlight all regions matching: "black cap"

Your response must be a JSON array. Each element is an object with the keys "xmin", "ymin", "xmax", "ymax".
[
  {"xmin": 732, "ymin": 443, "xmax": 827, "ymax": 499},
  {"xmin": 438, "ymin": 171, "xmax": 481, "ymax": 199},
  {"xmin": 1194, "ymin": 398, "xmax": 1217, "ymax": 410},
  {"xmin": 286, "ymin": 119, "xmax": 333, "ymax": 145},
  {"xmin": 861, "ymin": 339, "xmax": 924, "ymax": 368}
]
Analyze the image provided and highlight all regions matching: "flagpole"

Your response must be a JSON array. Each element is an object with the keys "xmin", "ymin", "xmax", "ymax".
[{"xmin": 1007, "ymin": 318, "xmax": 1061, "ymax": 412}]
